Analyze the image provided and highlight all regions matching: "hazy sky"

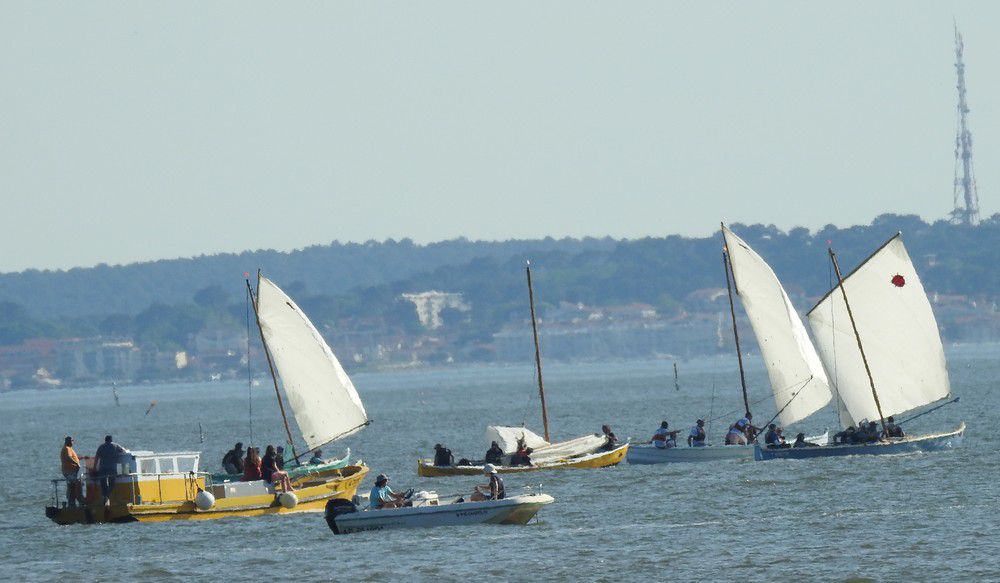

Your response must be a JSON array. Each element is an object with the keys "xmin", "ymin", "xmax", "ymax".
[{"xmin": 2, "ymin": 2, "xmax": 997, "ymax": 272}]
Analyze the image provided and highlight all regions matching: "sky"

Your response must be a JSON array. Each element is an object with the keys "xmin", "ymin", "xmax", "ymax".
[{"xmin": 2, "ymin": 1, "xmax": 998, "ymax": 272}]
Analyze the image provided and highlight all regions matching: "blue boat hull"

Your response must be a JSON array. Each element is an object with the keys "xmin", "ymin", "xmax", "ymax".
[{"xmin": 754, "ymin": 423, "xmax": 964, "ymax": 461}]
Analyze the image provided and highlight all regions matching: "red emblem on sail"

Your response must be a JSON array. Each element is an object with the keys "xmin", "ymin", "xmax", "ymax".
[{"xmin": 891, "ymin": 274, "xmax": 905, "ymax": 287}]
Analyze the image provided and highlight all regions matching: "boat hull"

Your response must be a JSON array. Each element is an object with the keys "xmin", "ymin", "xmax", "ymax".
[
  {"xmin": 754, "ymin": 424, "xmax": 965, "ymax": 461},
  {"xmin": 417, "ymin": 444, "xmax": 628, "ymax": 477},
  {"xmin": 627, "ymin": 444, "xmax": 754, "ymax": 464},
  {"xmin": 46, "ymin": 465, "xmax": 368, "ymax": 525},
  {"xmin": 327, "ymin": 493, "xmax": 554, "ymax": 534}
]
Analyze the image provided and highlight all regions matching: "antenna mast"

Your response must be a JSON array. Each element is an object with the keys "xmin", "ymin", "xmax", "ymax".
[{"xmin": 951, "ymin": 24, "xmax": 981, "ymax": 226}]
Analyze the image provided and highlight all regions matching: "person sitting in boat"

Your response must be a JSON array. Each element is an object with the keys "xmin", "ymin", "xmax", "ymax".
[
  {"xmin": 60, "ymin": 436, "xmax": 84, "ymax": 508},
  {"xmin": 764, "ymin": 425, "xmax": 790, "ymax": 449},
  {"xmin": 262, "ymin": 445, "xmax": 294, "ymax": 492},
  {"xmin": 833, "ymin": 426, "xmax": 855, "ymax": 445},
  {"xmin": 309, "ymin": 449, "xmax": 324, "ymax": 465},
  {"xmin": 94, "ymin": 435, "xmax": 128, "ymax": 507},
  {"xmin": 600, "ymin": 425, "xmax": 619, "ymax": 451},
  {"xmin": 724, "ymin": 424, "xmax": 747, "ymax": 446},
  {"xmin": 735, "ymin": 412, "xmax": 759, "ymax": 441},
  {"xmin": 687, "ymin": 419, "xmax": 707, "ymax": 447},
  {"xmin": 484, "ymin": 441, "xmax": 504, "ymax": 466},
  {"xmin": 222, "ymin": 442, "xmax": 245, "ymax": 475},
  {"xmin": 275, "ymin": 446, "xmax": 286, "ymax": 470},
  {"xmin": 509, "ymin": 447, "xmax": 533, "ymax": 467},
  {"xmin": 863, "ymin": 421, "xmax": 882, "ymax": 443},
  {"xmin": 433, "ymin": 444, "xmax": 455, "ymax": 467},
  {"xmin": 651, "ymin": 421, "xmax": 678, "ymax": 449},
  {"xmin": 369, "ymin": 474, "xmax": 407, "ymax": 509},
  {"xmin": 471, "ymin": 464, "xmax": 506, "ymax": 501},
  {"xmin": 884, "ymin": 416, "xmax": 905, "ymax": 438},
  {"xmin": 793, "ymin": 433, "xmax": 819, "ymax": 448},
  {"xmin": 243, "ymin": 447, "xmax": 263, "ymax": 481}
]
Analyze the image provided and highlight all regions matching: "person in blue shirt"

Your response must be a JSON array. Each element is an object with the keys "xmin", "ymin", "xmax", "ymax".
[
  {"xmin": 94, "ymin": 435, "xmax": 127, "ymax": 506},
  {"xmin": 687, "ymin": 419, "xmax": 707, "ymax": 447},
  {"xmin": 369, "ymin": 474, "xmax": 407, "ymax": 510}
]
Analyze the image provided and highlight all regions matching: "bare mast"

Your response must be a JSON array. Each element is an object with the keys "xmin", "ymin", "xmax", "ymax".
[{"xmin": 525, "ymin": 261, "xmax": 551, "ymax": 442}]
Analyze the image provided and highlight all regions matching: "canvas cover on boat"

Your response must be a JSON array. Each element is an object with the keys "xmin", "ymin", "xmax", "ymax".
[
  {"xmin": 807, "ymin": 235, "xmax": 951, "ymax": 428},
  {"xmin": 723, "ymin": 226, "xmax": 833, "ymax": 426},
  {"xmin": 257, "ymin": 276, "xmax": 369, "ymax": 450},
  {"xmin": 485, "ymin": 426, "xmax": 607, "ymax": 463}
]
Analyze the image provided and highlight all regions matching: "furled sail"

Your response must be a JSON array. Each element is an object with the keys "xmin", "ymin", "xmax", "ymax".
[
  {"xmin": 807, "ymin": 235, "xmax": 950, "ymax": 427},
  {"xmin": 256, "ymin": 275, "xmax": 369, "ymax": 450},
  {"xmin": 723, "ymin": 226, "xmax": 833, "ymax": 426}
]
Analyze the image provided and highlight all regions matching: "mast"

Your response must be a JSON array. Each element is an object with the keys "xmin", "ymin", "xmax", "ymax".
[
  {"xmin": 247, "ymin": 273, "xmax": 298, "ymax": 460},
  {"xmin": 828, "ymin": 249, "xmax": 888, "ymax": 436},
  {"xmin": 673, "ymin": 362, "xmax": 680, "ymax": 391},
  {"xmin": 525, "ymin": 261, "xmax": 551, "ymax": 442},
  {"xmin": 722, "ymin": 249, "xmax": 750, "ymax": 415}
]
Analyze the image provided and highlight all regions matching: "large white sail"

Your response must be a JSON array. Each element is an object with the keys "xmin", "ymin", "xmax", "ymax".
[
  {"xmin": 807, "ymin": 235, "xmax": 950, "ymax": 427},
  {"xmin": 723, "ymin": 226, "xmax": 833, "ymax": 426},
  {"xmin": 256, "ymin": 275, "xmax": 369, "ymax": 450}
]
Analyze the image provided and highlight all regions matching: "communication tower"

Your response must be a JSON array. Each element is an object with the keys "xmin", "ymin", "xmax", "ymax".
[{"xmin": 951, "ymin": 24, "xmax": 981, "ymax": 226}]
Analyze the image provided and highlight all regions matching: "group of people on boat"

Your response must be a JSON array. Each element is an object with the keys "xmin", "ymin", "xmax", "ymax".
[
  {"xmin": 221, "ymin": 442, "xmax": 296, "ymax": 491},
  {"xmin": 369, "ymin": 465, "xmax": 506, "ymax": 511},
  {"xmin": 832, "ymin": 416, "xmax": 905, "ymax": 445},
  {"xmin": 431, "ymin": 424, "xmax": 618, "ymax": 469},
  {"xmin": 58, "ymin": 434, "xmax": 128, "ymax": 508},
  {"xmin": 644, "ymin": 414, "xmax": 823, "ymax": 449}
]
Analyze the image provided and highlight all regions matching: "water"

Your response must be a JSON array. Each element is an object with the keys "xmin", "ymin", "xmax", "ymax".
[{"xmin": 2, "ymin": 347, "xmax": 996, "ymax": 581}]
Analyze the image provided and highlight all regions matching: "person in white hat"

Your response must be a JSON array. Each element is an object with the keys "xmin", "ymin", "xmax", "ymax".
[{"xmin": 471, "ymin": 464, "xmax": 505, "ymax": 501}]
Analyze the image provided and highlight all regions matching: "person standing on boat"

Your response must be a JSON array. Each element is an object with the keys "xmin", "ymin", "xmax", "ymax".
[
  {"xmin": 484, "ymin": 441, "xmax": 504, "ymax": 466},
  {"xmin": 687, "ymin": 419, "xmax": 707, "ymax": 447},
  {"xmin": 222, "ymin": 442, "xmax": 244, "ymax": 475},
  {"xmin": 651, "ymin": 421, "xmax": 678, "ymax": 449},
  {"xmin": 369, "ymin": 474, "xmax": 407, "ymax": 509},
  {"xmin": 94, "ymin": 435, "xmax": 127, "ymax": 507},
  {"xmin": 600, "ymin": 425, "xmax": 619, "ymax": 451},
  {"xmin": 472, "ymin": 464, "xmax": 505, "ymax": 501},
  {"xmin": 60, "ymin": 436, "xmax": 84, "ymax": 508},
  {"xmin": 433, "ymin": 444, "xmax": 455, "ymax": 467}
]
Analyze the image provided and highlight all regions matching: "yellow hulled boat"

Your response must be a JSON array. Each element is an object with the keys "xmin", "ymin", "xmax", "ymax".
[
  {"xmin": 47, "ymin": 451, "xmax": 367, "ymax": 524},
  {"xmin": 47, "ymin": 273, "xmax": 373, "ymax": 525},
  {"xmin": 418, "ymin": 442, "xmax": 628, "ymax": 477}
]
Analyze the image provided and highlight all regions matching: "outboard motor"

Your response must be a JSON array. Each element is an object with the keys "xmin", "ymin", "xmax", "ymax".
[{"xmin": 324, "ymin": 498, "xmax": 358, "ymax": 535}]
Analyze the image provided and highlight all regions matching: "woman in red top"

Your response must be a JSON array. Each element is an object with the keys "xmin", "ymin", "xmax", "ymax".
[{"xmin": 242, "ymin": 447, "xmax": 262, "ymax": 481}]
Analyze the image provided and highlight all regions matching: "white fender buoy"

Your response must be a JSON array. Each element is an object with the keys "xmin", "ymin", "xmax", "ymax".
[
  {"xmin": 278, "ymin": 492, "xmax": 298, "ymax": 509},
  {"xmin": 195, "ymin": 489, "xmax": 215, "ymax": 510}
]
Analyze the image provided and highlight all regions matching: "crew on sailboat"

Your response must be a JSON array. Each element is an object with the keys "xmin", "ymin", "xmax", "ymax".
[
  {"xmin": 222, "ymin": 442, "xmax": 245, "ymax": 475},
  {"xmin": 433, "ymin": 444, "xmax": 455, "ymax": 467},
  {"xmin": 883, "ymin": 416, "xmax": 905, "ymax": 438},
  {"xmin": 735, "ymin": 412, "xmax": 759, "ymax": 441},
  {"xmin": 725, "ymin": 424, "xmax": 747, "ymax": 446},
  {"xmin": 764, "ymin": 425, "xmax": 789, "ymax": 449},
  {"xmin": 792, "ymin": 433, "xmax": 819, "ymax": 448},
  {"xmin": 687, "ymin": 419, "xmax": 707, "ymax": 447},
  {"xmin": 510, "ymin": 447, "xmax": 534, "ymax": 467},
  {"xmin": 651, "ymin": 421, "xmax": 678, "ymax": 449},
  {"xmin": 600, "ymin": 425, "xmax": 619, "ymax": 451},
  {"xmin": 484, "ymin": 441, "xmax": 504, "ymax": 465}
]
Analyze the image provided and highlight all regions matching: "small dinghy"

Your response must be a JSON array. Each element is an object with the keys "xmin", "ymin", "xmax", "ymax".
[{"xmin": 324, "ymin": 492, "xmax": 554, "ymax": 535}]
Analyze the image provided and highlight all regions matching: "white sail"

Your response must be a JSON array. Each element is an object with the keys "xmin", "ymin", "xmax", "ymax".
[
  {"xmin": 723, "ymin": 226, "xmax": 833, "ymax": 426},
  {"xmin": 807, "ymin": 235, "xmax": 950, "ymax": 427},
  {"xmin": 256, "ymin": 275, "xmax": 369, "ymax": 450}
]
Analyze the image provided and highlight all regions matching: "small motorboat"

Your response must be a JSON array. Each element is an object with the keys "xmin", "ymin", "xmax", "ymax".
[{"xmin": 324, "ymin": 491, "xmax": 554, "ymax": 535}]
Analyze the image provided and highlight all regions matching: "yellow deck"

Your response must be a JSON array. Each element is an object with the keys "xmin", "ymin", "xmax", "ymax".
[{"xmin": 417, "ymin": 444, "xmax": 628, "ymax": 477}]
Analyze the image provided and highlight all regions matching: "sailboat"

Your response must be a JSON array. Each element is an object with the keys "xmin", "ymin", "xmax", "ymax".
[
  {"xmin": 46, "ymin": 273, "xmax": 369, "ymax": 524},
  {"xmin": 756, "ymin": 234, "xmax": 964, "ymax": 460},
  {"xmin": 417, "ymin": 262, "xmax": 629, "ymax": 477},
  {"xmin": 629, "ymin": 225, "xmax": 831, "ymax": 464}
]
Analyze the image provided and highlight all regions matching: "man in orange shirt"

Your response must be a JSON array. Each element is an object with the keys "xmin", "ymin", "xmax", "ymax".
[{"xmin": 60, "ymin": 436, "xmax": 83, "ymax": 507}]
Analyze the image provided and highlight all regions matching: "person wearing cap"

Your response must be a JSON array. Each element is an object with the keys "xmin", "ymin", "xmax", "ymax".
[
  {"xmin": 369, "ymin": 474, "xmax": 407, "ymax": 509},
  {"xmin": 433, "ymin": 444, "xmax": 454, "ymax": 467},
  {"xmin": 687, "ymin": 419, "xmax": 706, "ymax": 447},
  {"xmin": 471, "ymin": 464, "xmax": 505, "ymax": 501},
  {"xmin": 651, "ymin": 421, "xmax": 678, "ymax": 449}
]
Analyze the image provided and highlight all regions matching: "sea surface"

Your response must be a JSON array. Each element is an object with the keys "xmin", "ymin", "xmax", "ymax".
[{"xmin": 1, "ymin": 346, "xmax": 996, "ymax": 581}]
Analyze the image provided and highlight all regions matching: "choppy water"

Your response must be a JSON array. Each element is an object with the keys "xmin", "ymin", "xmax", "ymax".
[{"xmin": 1, "ymin": 346, "xmax": 997, "ymax": 581}]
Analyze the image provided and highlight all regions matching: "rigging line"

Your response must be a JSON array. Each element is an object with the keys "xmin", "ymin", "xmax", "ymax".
[
  {"xmin": 897, "ymin": 397, "xmax": 960, "ymax": 427},
  {"xmin": 245, "ymin": 281, "xmax": 254, "ymax": 446},
  {"xmin": 289, "ymin": 420, "xmax": 373, "ymax": 464},
  {"xmin": 759, "ymin": 376, "xmax": 813, "ymax": 430}
]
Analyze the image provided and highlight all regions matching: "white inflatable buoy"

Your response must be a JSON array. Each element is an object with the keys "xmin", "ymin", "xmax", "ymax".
[
  {"xmin": 195, "ymin": 489, "xmax": 215, "ymax": 510},
  {"xmin": 278, "ymin": 492, "xmax": 298, "ymax": 509}
]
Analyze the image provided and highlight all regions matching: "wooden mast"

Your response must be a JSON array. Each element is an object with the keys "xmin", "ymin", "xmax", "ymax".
[
  {"xmin": 828, "ymin": 248, "xmax": 888, "ymax": 436},
  {"xmin": 723, "ymin": 250, "xmax": 751, "ymax": 415},
  {"xmin": 247, "ymin": 272, "xmax": 299, "ymax": 460},
  {"xmin": 526, "ymin": 261, "xmax": 551, "ymax": 442}
]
